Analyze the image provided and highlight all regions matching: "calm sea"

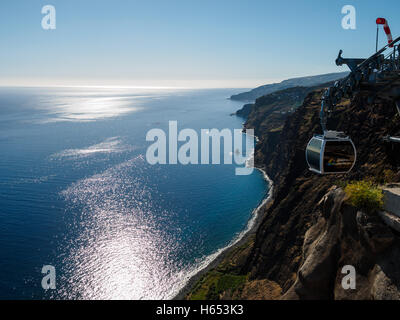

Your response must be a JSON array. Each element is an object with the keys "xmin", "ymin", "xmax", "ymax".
[{"xmin": 0, "ymin": 86, "xmax": 268, "ymax": 299}]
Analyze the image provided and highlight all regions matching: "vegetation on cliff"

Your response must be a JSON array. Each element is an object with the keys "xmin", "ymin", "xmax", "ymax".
[{"xmin": 345, "ymin": 180, "xmax": 384, "ymax": 214}]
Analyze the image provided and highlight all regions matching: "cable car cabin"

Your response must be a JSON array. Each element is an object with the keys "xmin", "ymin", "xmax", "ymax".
[{"xmin": 306, "ymin": 132, "xmax": 356, "ymax": 174}]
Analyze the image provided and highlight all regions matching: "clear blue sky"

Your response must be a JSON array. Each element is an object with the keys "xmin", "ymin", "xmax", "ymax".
[{"xmin": 1, "ymin": 0, "xmax": 400, "ymax": 88}]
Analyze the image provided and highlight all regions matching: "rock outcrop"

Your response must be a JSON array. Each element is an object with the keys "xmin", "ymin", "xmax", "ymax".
[
  {"xmin": 234, "ymin": 103, "xmax": 254, "ymax": 118},
  {"xmin": 283, "ymin": 187, "xmax": 400, "ymax": 300}
]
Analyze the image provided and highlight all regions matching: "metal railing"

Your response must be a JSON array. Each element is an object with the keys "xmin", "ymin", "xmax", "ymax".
[{"xmin": 320, "ymin": 37, "xmax": 400, "ymax": 133}]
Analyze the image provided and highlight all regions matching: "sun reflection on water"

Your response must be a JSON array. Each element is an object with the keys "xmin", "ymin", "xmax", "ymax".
[
  {"xmin": 29, "ymin": 88, "xmax": 159, "ymax": 123},
  {"xmin": 57, "ymin": 155, "xmax": 190, "ymax": 300},
  {"xmin": 49, "ymin": 137, "xmax": 132, "ymax": 160},
  {"xmin": 37, "ymin": 96, "xmax": 142, "ymax": 123}
]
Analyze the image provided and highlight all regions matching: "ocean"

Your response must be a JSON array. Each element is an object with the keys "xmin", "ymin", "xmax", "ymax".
[{"xmin": 0, "ymin": 86, "xmax": 268, "ymax": 300}]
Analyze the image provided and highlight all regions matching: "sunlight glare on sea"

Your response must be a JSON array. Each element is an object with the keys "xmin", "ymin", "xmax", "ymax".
[{"xmin": 0, "ymin": 86, "xmax": 268, "ymax": 300}]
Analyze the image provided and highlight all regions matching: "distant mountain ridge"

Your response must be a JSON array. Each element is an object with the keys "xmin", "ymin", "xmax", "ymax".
[{"xmin": 230, "ymin": 72, "xmax": 349, "ymax": 101}]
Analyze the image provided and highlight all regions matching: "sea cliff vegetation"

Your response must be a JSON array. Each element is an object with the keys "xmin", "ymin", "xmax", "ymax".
[{"xmin": 344, "ymin": 180, "xmax": 384, "ymax": 214}]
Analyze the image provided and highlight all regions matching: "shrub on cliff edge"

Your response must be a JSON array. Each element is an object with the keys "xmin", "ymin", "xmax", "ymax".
[{"xmin": 344, "ymin": 180, "xmax": 384, "ymax": 213}]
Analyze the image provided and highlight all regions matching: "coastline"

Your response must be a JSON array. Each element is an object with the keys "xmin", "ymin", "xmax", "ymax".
[{"xmin": 173, "ymin": 140, "xmax": 274, "ymax": 300}]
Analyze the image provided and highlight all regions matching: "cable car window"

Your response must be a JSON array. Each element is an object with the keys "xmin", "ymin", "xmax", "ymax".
[
  {"xmin": 323, "ymin": 141, "xmax": 355, "ymax": 173},
  {"xmin": 306, "ymin": 138, "xmax": 323, "ymax": 172}
]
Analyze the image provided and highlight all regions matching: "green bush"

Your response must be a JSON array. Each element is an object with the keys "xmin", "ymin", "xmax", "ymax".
[
  {"xmin": 189, "ymin": 271, "xmax": 247, "ymax": 300},
  {"xmin": 344, "ymin": 180, "xmax": 384, "ymax": 213}
]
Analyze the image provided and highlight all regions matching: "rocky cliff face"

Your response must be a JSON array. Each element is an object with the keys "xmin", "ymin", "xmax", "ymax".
[
  {"xmin": 187, "ymin": 85, "xmax": 400, "ymax": 300},
  {"xmin": 242, "ymin": 89, "xmax": 400, "ymax": 299},
  {"xmin": 283, "ymin": 187, "xmax": 400, "ymax": 299}
]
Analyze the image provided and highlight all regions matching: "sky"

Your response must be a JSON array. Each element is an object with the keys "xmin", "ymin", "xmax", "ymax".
[{"xmin": 1, "ymin": 0, "xmax": 400, "ymax": 88}]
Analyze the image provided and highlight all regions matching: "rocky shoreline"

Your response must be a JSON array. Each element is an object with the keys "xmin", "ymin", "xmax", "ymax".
[{"xmin": 173, "ymin": 162, "xmax": 274, "ymax": 300}]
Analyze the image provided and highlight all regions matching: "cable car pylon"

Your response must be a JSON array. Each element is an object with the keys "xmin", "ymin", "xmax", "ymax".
[{"xmin": 306, "ymin": 18, "xmax": 400, "ymax": 175}]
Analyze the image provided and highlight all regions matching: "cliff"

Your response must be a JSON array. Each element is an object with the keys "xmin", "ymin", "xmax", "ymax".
[
  {"xmin": 230, "ymin": 72, "xmax": 348, "ymax": 101},
  {"xmin": 282, "ymin": 186, "xmax": 400, "ymax": 299},
  {"xmin": 244, "ymin": 89, "xmax": 400, "ymax": 289},
  {"xmin": 243, "ymin": 85, "xmax": 326, "ymax": 135},
  {"xmin": 187, "ymin": 87, "xmax": 400, "ymax": 300}
]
